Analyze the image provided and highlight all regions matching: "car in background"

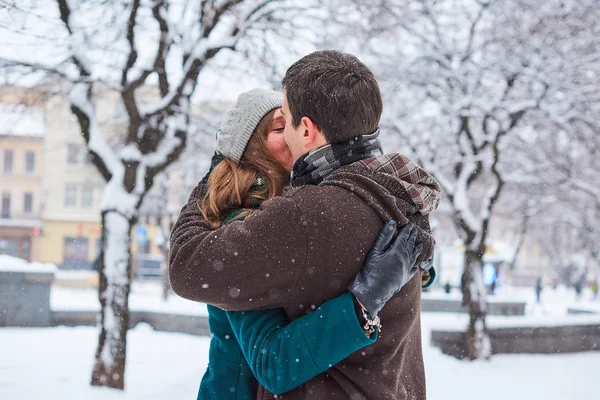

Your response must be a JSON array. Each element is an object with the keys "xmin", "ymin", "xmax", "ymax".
[{"xmin": 134, "ymin": 254, "xmax": 164, "ymax": 280}]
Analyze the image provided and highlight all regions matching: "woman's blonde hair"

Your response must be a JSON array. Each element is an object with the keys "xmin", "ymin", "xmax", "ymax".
[{"xmin": 201, "ymin": 110, "xmax": 289, "ymax": 229}]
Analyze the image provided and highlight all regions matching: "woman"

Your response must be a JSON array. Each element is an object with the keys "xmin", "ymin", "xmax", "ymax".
[{"xmin": 196, "ymin": 89, "xmax": 434, "ymax": 399}]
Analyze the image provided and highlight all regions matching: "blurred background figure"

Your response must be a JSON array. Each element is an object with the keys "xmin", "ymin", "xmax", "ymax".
[
  {"xmin": 535, "ymin": 277, "xmax": 543, "ymax": 304},
  {"xmin": 574, "ymin": 280, "xmax": 583, "ymax": 302},
  {"xmin": 483, "ymin": 263, "xmax": 498, "ymax": 295},
  {"xmin": 444, "ymin": 281, "xmax": 452, "ymax": 295}
]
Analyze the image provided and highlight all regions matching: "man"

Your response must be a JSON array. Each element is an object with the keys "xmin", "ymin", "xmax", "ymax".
[{"xmin": 169, "ymin": 50, "xmax": 441, "ymax": 399}]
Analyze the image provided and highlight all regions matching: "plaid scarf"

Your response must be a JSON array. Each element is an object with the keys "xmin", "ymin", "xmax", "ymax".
[
  {"xmin": 291, "ymin": 129, "xmax": 383, "ymax": 187},
  {"xmin": 354, "ymin": 154, "xmax": 442, "ymax": 215},
  {"xmin": 221, "ymin": 195, "xmax": 264, "ymax": 225}
]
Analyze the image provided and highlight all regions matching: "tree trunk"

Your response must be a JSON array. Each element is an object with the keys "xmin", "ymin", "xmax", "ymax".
[
  {"xmin": 509, "ymin": 215, "xmax": 529, "ymax": 270},
  {"xmin": 462, "ymin": 249, "xmax": 492, "ymax": 360},
  {"xmin": 91, "ymin": 211, "xmax": 134, "ymax": 390}
]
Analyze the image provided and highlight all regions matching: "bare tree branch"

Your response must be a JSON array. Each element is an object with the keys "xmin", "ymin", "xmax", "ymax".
[
  {"xmin": 151, "ymin": 0, "xmax": 171, "ymax": 96},
  {"xmin": 121, "ymin": 0, "xmax": 141, "ymax": 87},
  {"xmin": 56, "ymin": 0, "xmax": 90, "ymax": 77}
]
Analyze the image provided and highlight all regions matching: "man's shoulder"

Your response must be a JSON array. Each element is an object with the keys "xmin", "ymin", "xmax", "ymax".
[
  {"xmin": 280, "ymin": 183, "xmax": 378, "ymax": 225},
  {"xmin": 282, "ymin": 183, "xmax": 349, "ymax": 198},
  {"xmin": 279, "ymin": 184, "xmax": 360, "ymax": 209}
]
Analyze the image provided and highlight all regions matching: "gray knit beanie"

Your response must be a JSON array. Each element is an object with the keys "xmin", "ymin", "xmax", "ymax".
[{"xmin": 216, "ymin": 88, "xmax": 284, "ymax": 163}]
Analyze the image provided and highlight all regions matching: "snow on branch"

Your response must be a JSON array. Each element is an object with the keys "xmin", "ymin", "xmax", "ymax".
[
  {"xmin": 142, "ymin": 112, "xmax": 186, "ymax": 169},
  {"xmin": 56, "ymin": 0, "xmax": 92, "ymax": 77},
  {"xmin": 121, "ymin": 0, "xmax": 142, "ymax": 88},
  {"xmin": 126, "ymin": 0, "xmax": 172, "ymax": 95},
  {"xmin": 201, "ymin": 0, "xmax": 240, "ymax": 38},
  {"xmin": 461, "ymin": 0, "xmax": 492, "ymax": 62},
  {"xmin": 150, "ymin": 0, "xmax": 171, "ymax": 96},
  {"xmin": 452, "ymin": 162, "xmax": 481, "ymax": 235},
  {"xmin": 69, "ymin": 82, "xmax": 120, "ymax": 181},
  {"xmin": 0, "ymin": 58, "xmax": 75, "ymax": 81},
  {"xmin": 140, "ymin": 0, "xmax": 283, "ymax": 117},
  {"xmin": 571, "ymin": 179, "xmax": 600, "ymax": 203}
]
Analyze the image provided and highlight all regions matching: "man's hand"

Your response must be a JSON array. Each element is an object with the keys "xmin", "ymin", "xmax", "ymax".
[{"xmin": 347, "ymin": 220, "xmax": 423, "ymax": 318}]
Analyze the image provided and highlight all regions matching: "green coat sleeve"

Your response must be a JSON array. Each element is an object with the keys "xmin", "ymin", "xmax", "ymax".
[{"xmin": 225, "ymin": 292, "xmax": 376, "ymax": 395}]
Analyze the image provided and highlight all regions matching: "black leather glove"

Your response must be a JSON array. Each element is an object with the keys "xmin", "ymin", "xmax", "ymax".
[
  {"xmin": 348, "ymin": 220, "xmax": 423, "ymax": 318},
  {"xmin": 199, "ymin": 151, "xmax": 225, "ymax": 185}
]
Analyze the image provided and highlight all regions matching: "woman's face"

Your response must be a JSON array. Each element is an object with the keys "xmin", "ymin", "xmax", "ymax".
[{"xmin": 266, "ymin": 108, "xmax": 294, "ymax": 173}]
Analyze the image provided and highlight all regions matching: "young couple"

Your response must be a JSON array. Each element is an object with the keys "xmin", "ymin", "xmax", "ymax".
[{"xmin": 170, "ymin": 50, "xmax": 441, "ymax": 399}]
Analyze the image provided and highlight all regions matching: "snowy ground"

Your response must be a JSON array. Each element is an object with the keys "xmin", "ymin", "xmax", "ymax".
[
  {"xmin": 1, "ymin": 279, "xmax": 597, "ymax": 399},
  {"xmin": 421, "ymin": 315, "xmax": 598, "ymax": 400},
  {"xmin": 1, "ymin": 316, "xmax": 597, "ymax": 400},
  {"xmin": 0, "ymin": 324, "xmax": 208, "ymax": 400}
]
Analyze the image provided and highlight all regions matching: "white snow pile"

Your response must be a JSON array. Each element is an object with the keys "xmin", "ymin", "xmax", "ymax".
[{"xmin": 0, "ymin": 255, "xmax": 57, "ymax": 274}]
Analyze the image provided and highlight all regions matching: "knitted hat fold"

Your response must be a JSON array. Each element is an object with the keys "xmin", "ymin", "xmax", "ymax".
[{"xmin": 217, "ymin": 89, "xmax": 284, "ymax": 162}]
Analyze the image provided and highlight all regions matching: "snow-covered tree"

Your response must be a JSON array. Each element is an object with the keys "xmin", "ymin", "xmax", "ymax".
[
  {"xmin": 503, "ymin": 0, "xmax": 600, "ymax": 282},
  {"xmin": 527, "ymin": 122, "xmax": 600, "ymax": 284},
  {"xmin": 139, "ymin": 104, "xmax": 222, "ymax": 300},
  {"xmin": 557, "ymin": 126, "xmax": 600, "ymax": 270},
  {"xmin": 356, "ymin": 0, "xmax": 600, "ymax": 359},
  {"xmin": 0, "ymin": 0, "xmax": 322, "ymax": 389}
]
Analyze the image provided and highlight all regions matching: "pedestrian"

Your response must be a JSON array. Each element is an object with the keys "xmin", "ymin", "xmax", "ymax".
[
  {"xmin": 535, "ymin": 277, "xmax": 543, "ymax": 304},
  {"xmin": 444, "ymin": 281, "xmax": 452, "ymax": 294},
  {"xmin": 574, "ymin": 281, "xmax": 583, "ymax": 302}
]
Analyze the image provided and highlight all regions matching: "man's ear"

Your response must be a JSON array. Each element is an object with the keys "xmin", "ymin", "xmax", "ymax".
[{"xmin": 300, "ymin": 116, "xmax": 325, "ymax": 147}]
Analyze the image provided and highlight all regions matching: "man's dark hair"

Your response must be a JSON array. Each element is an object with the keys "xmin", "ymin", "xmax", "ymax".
[{"xmin": 281, "ymin": 50, "xmax": 383, "ymax": 143}]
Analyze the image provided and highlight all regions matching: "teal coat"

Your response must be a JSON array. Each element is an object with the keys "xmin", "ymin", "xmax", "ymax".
[{"xmin": 198, "ymin": 293, "xmax": 376, "ymax": 398}]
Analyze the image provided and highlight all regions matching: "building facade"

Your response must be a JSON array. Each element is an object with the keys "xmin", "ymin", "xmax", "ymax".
[
  {"xmin": 38, "ymin": 93, "xmax": 106, "ymax": 269},
  {"xmin": 0, "ymin": 103, "xmax": 45, "ymax": 261}
]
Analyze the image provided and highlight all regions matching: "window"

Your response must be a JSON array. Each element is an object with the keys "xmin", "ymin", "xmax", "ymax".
[
  {"xmin": 0, "ymin": 237, "xmax": 30, "ymax": 260},
  {"xmin": 67, "ymin": 144, "xmax": 79, "ymax": 165},
  {"xmin": 82, "ymin": 185, "xmax": 93, "ymax": 209},
  {"xmin": 1, "ymin": 192, "xmax": 10, "ymax": 218},
  {"xmin": 0, "ymin": 238, "xmax": 19, "ymax": 257},
  {"xmin": 23, "ymin": 193, "xmax": 33, "ymax": 213},
  {"xmin": 25, "ymin": 151, "xmax": 35, "ymax": 174},
  {"xmin": 65, "ymin": 184, "xmax": 77, "ymax": 208},
  {"xmin": 63, "ymin": 237, "xmax": 89, "ymax": 269},
  {"xmin": 3, "ymin": 150, "xmax": 14, "ymax": 174}
]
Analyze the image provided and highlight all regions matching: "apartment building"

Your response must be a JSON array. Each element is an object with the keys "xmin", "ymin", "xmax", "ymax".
[{"xmin": 0, "ymin": 103, "xmax": 45, "ymax": 261}]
